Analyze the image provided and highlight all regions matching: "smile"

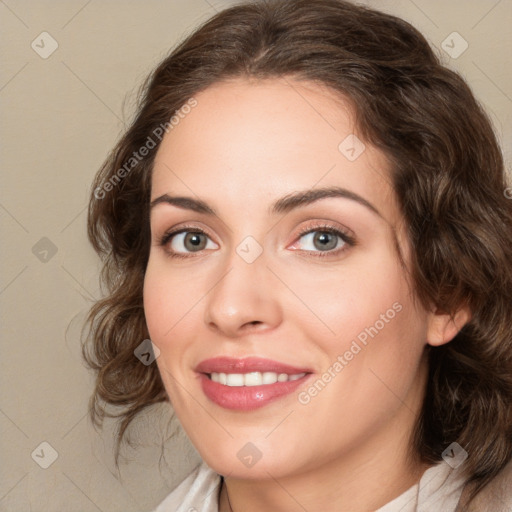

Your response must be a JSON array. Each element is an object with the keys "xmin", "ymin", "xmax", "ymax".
[
  {"xmin": 208, "ymin": 371, "xmax": 307, "ymax": 386},
  {"xmin": 196, "ymin": 357, "xmax": 313, "ymax": 410}
]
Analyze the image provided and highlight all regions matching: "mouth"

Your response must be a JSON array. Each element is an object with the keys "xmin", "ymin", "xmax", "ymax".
[{"xmin": 195, "ymin": 357, "xmax": 313, "ymax": 410}]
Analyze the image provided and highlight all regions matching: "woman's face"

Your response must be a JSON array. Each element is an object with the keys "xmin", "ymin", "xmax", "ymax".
[{"xmin": 144, "ymin": 77, "xmax": 432, "ymax": 479}]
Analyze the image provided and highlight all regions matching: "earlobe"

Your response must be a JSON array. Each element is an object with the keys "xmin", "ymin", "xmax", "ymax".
[{"xmin": 426, "ymin": 307, "xmax": 471, "ymax": 347}]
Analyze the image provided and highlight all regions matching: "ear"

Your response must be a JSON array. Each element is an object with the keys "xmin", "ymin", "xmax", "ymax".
[{"xmin": 426, "ymin": 306, "xmax": 471, "ymax": 347}]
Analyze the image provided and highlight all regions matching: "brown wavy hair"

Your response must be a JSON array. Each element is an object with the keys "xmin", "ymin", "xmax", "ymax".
[{"xmin": 84, "ymin": 0, "xmax": 512, "ymax": 500}]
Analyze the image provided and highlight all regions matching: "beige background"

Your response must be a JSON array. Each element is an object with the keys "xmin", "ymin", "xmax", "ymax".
[{"xmin": 1, "ymin": 1, "xmax": 511, "ymax": 511}]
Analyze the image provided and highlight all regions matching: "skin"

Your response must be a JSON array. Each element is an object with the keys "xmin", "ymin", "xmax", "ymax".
[{"xmin": 143, "ymin": 77, "xmax": 468, "ymax": 512}]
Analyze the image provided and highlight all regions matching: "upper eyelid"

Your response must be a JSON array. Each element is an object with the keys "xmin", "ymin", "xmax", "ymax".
[
  {"xmin": 158, "ymin": 222, "xmax": 215, "ymax": 238},
  {"xmin": 296, "ymin": 220, "xmax": 353, "ymax": 236},
  {"xmin": 159, "ymin": 221, "xmax": 347, "ymax": 237}
]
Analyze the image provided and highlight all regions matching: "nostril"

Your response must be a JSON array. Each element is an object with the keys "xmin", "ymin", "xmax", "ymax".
[{"xmin": 238, "ymin": 320, "xmax": 265, "ymax": 333}]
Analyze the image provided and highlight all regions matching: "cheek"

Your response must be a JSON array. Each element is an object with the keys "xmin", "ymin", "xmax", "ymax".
[
  {"xmin": 143, "ymin": 266, "xmax": 170, "ymax": 341},
  {"xmin": 143, "ymin": 255, "xmax": 205, "ymax": 339},
  {"xmin": 143, "ymin": 261, "xmax": 201, "ymax": 402},
  {"xmin": 289, "ymin": 262, "xmax": 427, "ymax": 439},
  {"xmin": 282, "ymin": 247, "xmax": 428, "ymax": 404},
  {"xmin": 280, "ymin": 250, "xmax": 412, "ymax": 352},
  {"xmin": 143, "ymin": 259, "xmax": 194, "ymax": 359}
]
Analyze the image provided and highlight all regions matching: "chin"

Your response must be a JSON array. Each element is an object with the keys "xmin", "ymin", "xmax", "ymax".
[{"xmin": 195, "ymin": 438, "xmax": 307, "ymax": 480}]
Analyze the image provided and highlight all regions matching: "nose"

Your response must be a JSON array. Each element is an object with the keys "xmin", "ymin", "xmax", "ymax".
[{"xmin": 203, "ymin": 254, "xmax": 283, "ymax": 338}]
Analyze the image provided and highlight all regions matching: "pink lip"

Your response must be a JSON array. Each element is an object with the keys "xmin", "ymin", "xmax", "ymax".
[
  {"xmin": 195, "ymin": 356, "xmax": 312, "ymax": 375},
  {"xmin": 195, "ymin": 357, "xmax": 313, "ymax": 411}
]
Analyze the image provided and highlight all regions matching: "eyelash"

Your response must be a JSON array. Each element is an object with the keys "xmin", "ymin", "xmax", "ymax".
[
  {"xmin": 157, "ymin": 222, "xmax": 356, "ymax": 259},
  {"xmin": 158, "ymin": 224, "xmax": 214, "ymax": 260},
  {"xmin": 294, "ymin": 222, "xmax": 356, "ymax": 258}
]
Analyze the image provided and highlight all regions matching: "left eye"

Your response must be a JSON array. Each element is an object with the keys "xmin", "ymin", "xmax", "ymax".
[
  {"xmin": 295, "ymin": 230, "xmax": 347, "ymax": 252},
  {"xmin": 169, "ymin": 231, "xmax": 218, "ymax": 253}
]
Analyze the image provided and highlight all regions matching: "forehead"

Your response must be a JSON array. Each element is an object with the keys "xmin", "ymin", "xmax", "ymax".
[{"xmin": 151, "ymin": 77, "xmax": 396, "ymax": 221}]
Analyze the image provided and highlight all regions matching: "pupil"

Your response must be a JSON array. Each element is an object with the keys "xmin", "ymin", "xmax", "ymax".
[
  {"xmin": 185, "ymin": 233, "xmax": 205, "ymax": 251},
  {"xmin": 314, "ymin": 232, "xmax": 337, "ymax": 251}
]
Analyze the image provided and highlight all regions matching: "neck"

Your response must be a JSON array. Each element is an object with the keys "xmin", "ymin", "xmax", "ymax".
[{"xmin": 221, "ymin": 449, "xmax": 428, "ymax": 512}]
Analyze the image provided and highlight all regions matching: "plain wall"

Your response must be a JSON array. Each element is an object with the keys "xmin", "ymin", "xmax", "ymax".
[{"xmin": 1, "ymin": 1, "xmax": 511, "ymax": 510}]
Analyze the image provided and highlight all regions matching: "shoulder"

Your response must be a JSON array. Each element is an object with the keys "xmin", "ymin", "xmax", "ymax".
[
  {"xmin": 457, "ymin": 458, "xmax": 512, "ymax": 512},
  {"xmin": 153, "ymin": 461, "xmax": 222, "ymax": 512}
]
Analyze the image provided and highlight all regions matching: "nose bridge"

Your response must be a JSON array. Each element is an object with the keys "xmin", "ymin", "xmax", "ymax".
[{"xmin": 203, "ymin": 245, "xmax": 281, "ymax": 336}]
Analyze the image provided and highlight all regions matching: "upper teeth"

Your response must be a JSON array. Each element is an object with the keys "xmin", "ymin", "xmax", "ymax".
[{"xmin": 210, "ymin": 372, "xmax": 306, "ymax": 386}]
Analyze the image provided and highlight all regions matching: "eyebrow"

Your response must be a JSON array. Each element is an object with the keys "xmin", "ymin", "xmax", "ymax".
[
  {"xmin": 271, "ymin": 187, "xmax": 381, "ymax": 217},
  {"xmin": 150, "ymin": 195, "xmax": 214, "ymax": 214},
  {"xmin": 150, "ymin": 186, "xmax": 381, "ymax": 217}
]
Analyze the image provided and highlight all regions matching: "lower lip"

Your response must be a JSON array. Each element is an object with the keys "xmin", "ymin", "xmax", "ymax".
[{"xmin": 199, "ymin": 373, "xmax": 311, "ymax": 410}]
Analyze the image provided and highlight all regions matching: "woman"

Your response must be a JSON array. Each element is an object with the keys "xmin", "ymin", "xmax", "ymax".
[{"xmin": 84, "ymin": 0, "xmax": 512, "ymax": 510}]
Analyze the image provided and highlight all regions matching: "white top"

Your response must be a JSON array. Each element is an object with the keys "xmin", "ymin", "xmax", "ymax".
[{"xmin": 154, "ymin": 460, "xmax": 466, "ymax": 512}]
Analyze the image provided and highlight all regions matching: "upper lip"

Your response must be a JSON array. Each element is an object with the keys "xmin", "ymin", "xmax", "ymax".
[{"xmin": 195, "ymin": 357, "xmax": 312, "ymax": 375}]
